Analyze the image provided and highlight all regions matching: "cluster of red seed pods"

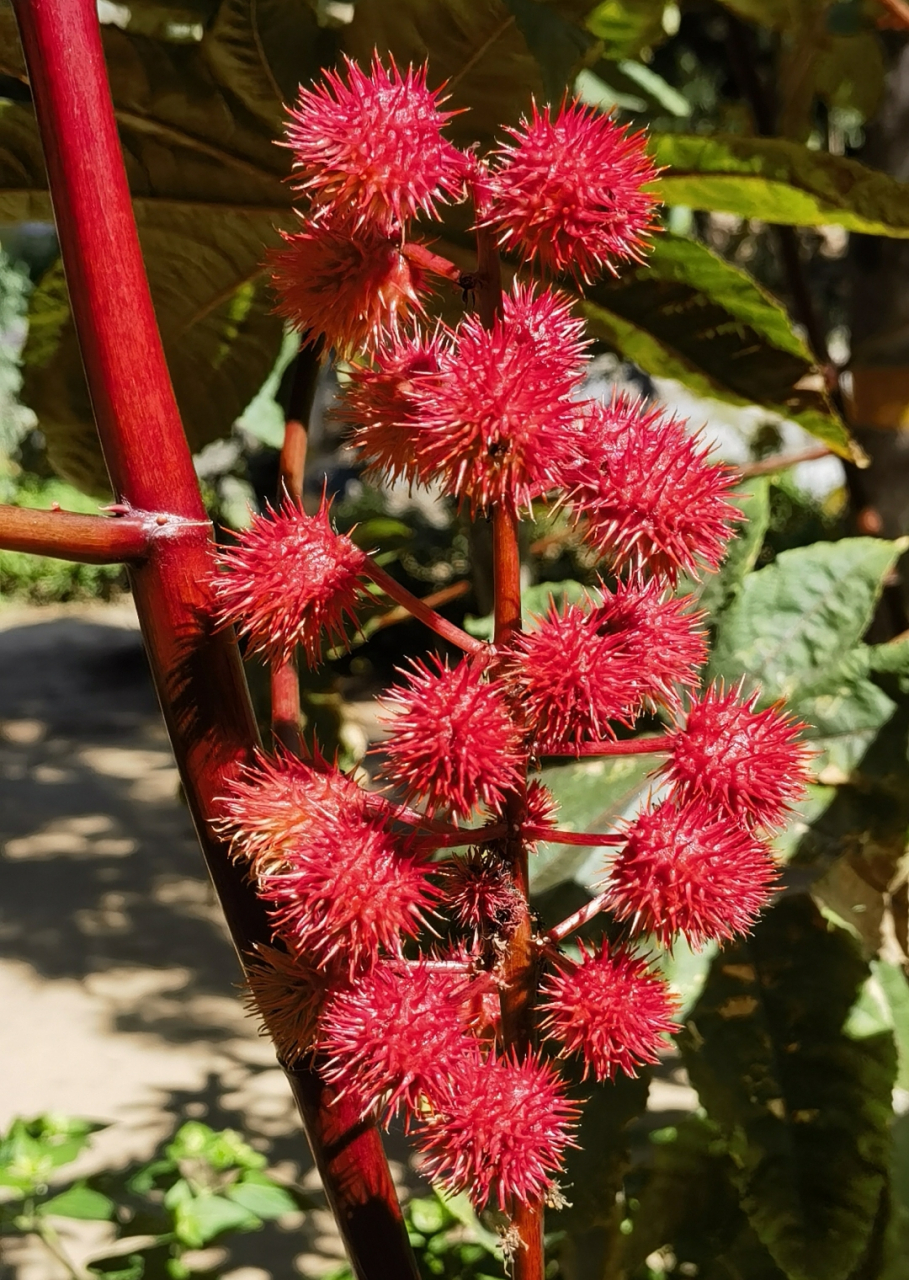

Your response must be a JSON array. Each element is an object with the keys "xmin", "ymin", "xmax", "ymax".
[{"xmin": 211, "ymin": 55, "xmax": 810, "ymax": 1219}]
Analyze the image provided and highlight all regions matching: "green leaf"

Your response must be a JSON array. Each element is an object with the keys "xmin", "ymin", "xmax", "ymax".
[
  {"xmin": 1, "ymin": 16, "xmax": 296, "ymax": 492},
  {"xmin": 166, "ymin": 1122, "xmax": 265, "ymax": 1172},
  {"xmin": 38, "ymin": 1184, "xmax": 115, "ymax": 1221},
  {"xmin": 551, "ymin": 1068, "xmax": 650, "ymax": 1233},
  {"xmin": 709, "ymin": 537, "xmax": 904, "ymax": 700},
  {"xmin": 503, "ymin": 0, "xmax": 595, "ymax": 102},
  {"xmin": 694, "ymin": 478, "xmax": 771, "ymax": 620},
  {"xmin": 585, "ymin": 0, "xmax": 668, "ymax": 59},
  {"xmin": 679, "ymin": 896, "xmax": 897, "ymax": 1280},
  {"xmin": 794, "ymin": 670, "xmax": 896, "ymax": 776},
  {"xmin": 202, "ymin": 0, "xmax": 327, "ymax": 130},
  {"xmin": 226, "ymin": 1175, "xmax": 298, "ymax": 1219},
  {"xmin": 20, "ymin": 207, "xmax": 285, "ymax": 493},
  {"xmin": 871, "ymin": 961, "xmax": 909, "ymax": 1093},
  {"xmin": 582, "ymin": 234, "xmax": 852, "ymax": 458},
  {"xmin": 621, "ymin": 1114, "xmax": 788, "ymax": 1278},
  {"xmin": 88, "ymin": 1255, "xmax": 146, "ymax": 1280},
  {"xmin": 882, "ymin": 1112, "xmax": 909, "ymax": 1280},
  {"xmin": 0, "ymin": 1116, "xmax": 100, "ymax": 1194},
  {"xmin": 654, "ymin": 134, "xmax": 909, "ymax": 238},
  {"xmin": 342, "ymin": 0, "xmax": 595, "ymax": 147},
  {"xmin": 172, "ymin": 1193, "xmax": 258, "ymax": 1247},
  {"xmin": 533, "ymin": 753, "xmax": 653, "ymax": 894}
]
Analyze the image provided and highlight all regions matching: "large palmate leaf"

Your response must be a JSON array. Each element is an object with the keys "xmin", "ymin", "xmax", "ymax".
[
  {"xmin": 708, "ymin": 537, "xmax": 904, "ymax": 773},
  {"xmin": 653, "ymin": 134, "xmax": 909, "ymax": 237},
  {"xmin": 0, "ymin": 13, "xmax": 299, "ymax": 490},
  {"xmin": 582, "ymin": 235, "xmax": 852, "ymax": 457},
  {"xmin": 622, "ymin": 1114, "xmax": 788, "ymax": 1279},
  {"xmin": 679, "ymin": 896, "xmax": 897, "ymax": 1280},
  {"xmin": 709, "ymin": 538, "xmax": 903, "ymax": 700},
  {"xmin": 342, "ymin": 0, "xmax": 597, "ymax": 147}
]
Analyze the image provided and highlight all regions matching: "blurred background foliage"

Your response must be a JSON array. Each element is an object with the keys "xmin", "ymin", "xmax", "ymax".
[{"xmin": 4, "ymin": 1, "xmax": 909, "ymax": 1278}]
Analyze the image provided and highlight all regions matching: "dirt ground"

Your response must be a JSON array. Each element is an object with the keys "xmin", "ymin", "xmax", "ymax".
[
  {"xmin": 0, "ymin": 599, "xmax": 696, "ymax": 1280},
  {"xmin": 0, "ymin": 600, "xmax": 370, "ymax": 1279}
]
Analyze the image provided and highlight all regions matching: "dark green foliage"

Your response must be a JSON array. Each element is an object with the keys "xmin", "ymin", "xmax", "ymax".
[{"xmin": 678, "ymin": 897, "xmax": 897, "ymax": 1280}]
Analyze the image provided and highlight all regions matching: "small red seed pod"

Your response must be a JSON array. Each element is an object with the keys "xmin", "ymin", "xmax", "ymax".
[
  {"xmin": 408, "ymin": 283, "xmax": 588, "ymax": 513},
  {"xmin": 285, "ymin": 53, "xmax": 466, "ymax": 233},
  {"xmin": 269, "ymin": 217, "xmax": 429, "ymax": 356},
  {"xmin": 211, "ymin": 495, "xmax": 368, "ymax": 669},
  {"xmin": 539, "ymin": 941, "xmax": 679, "ymax": 1081},
  {"xmin": 244, "ymin": 944, "xmax": 329, "ymax": 1065},
  {"xmin": 485, "ymin": 99, "xmax": 659, "ymax": 282},
  {"xmin": 415, "ymin": 1050, "xmax": 579, "ymax": 1210},
  {"xmin": 661, "ymin": 684, "xmax": 811, "ymax": 830},
  {"xmin": 609, "ymin": 797, "xmax": 780, "ymax": 948},
  {"xmin": 319, "ymin": 959, "xmax": 481, "ymax": 1121},
  {"xmin": 377, "ymin": 654, "xmax": 525, "ymax": 821},
  {"xmin": 511, "ymin": 596, "xmax": 643, "ymax": 750},
  {"xmin": 219, "ymin": 748, "xmax": 366, "ymax": 876},
  {"xmin": 344, "ymin": 327, "xmax": 448, "ymax": 486},
  {"xmin": 261, "ymin": 800, "xmax": 437, "ymax": 978},
  {"xmin": 564, "ymin": 395, "xmax": 740, "ymax": 583}
]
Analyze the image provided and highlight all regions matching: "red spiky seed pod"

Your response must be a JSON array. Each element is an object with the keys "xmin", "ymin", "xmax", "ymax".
[
  {"xmin": 269, "ymin": 218, "xmax": 428, "ymax": 357},
  {"xmin": 244, "ymin": 944, "xmax": 328, "ymax": 1065},
  {"xmin": 377, "ymin": 654, "xmax": 524, "ymax": 820},
  {"xmin": 522, "ymin": 779, "xmax": 560, "ymax": 848},
  {"xmin": 592, "ymin": 577, "xmax": 707, "ymax": 712},
  {"xmin": 511, "ymin": 597, "xmax": 643, "ymax": 750},
  {"xmin": 211, "ymin": 495, "xmax": 368, "ymax": 669},
  {"xmin": 319, "ymin": 959, "xmax": 480, "ymax": 1121},
  {"xmin": 285, "ymin": 54, "xmax": 465, "ymax": 233},
  {"xmin": 440, "ymin": 853, "xmax": 522, "ymax": 935},
  {"xmin": 564, "ymin": 396, "xmax": 740, "ymax": 583},
  {"xmin": 661, "ymin": 684, "xmax": 811, "ymax": 831},
  {"xmin": 485, "ymin": 100, "xmax": 659, "ymax": 282},
  {"xmin": 416, "ymin": 1051, "xmax": 579, "ymax": 1209},
  {"xmin": 261, "ymin": 802, "xmax": 437, "ymax": 977},
  {"xmin": 609, "ymin": 798, "xmax": 779, "ymax": 948},
  {"xmin": 344, "ymin": 328, "xmax": 447, "ymax": 485},
  {"xmin": 539, "ymin": 942, "xmax": 679, "ymax": 1081},
  {"xmin": 219, "ymin": 749, "xmax": 366, "ymax": 876},
  {"xmin": 408, "ymin": 283, "xmax": 588, "ymax": 512}
]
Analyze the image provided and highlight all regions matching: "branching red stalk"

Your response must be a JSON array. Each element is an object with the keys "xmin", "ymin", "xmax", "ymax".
[
  {"xmin": 737, "ymin": 444, "xmax": 831, "ymax": 479},
  {"xmin": 474, "ymin": 216, "xmax": 545, "ymax": 1277},
  {"xmin": 403, "ymin": 241, "xmax": 464, "ymax": 283},
  {"xmin": 527, "ymin": 827, "xmax": 624, "ymax": 847},
  {"xmin": 545, "ymin": 891, "xmax": 612, "ymax": 943},
  {"xmin": 368, "ymin": 579, "xmax": 470, "ymax": 633},
  {"xmin": 543, "ymin": 735, "xmax": 672, "ymax": 758},
  {"xmin": 270, "ymin": 389, "xmax": 313, "ymax": 755},
  {"xmin": 363, "ymin": 557, "xmax": 485, "ymax": 654},
  {"xmin": 0, "ymin": 503, "xmax": 152, "ymax": 563},
  {"xmin": 11, "ymin": 2, "xmax": 417, "ymax": 1275}
]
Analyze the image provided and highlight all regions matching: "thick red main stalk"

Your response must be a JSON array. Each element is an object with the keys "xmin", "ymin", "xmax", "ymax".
[
  {"xmin": 475, "ymin": 216, "xmax": 545, "ymax": 1276},
  {"xmin": 11, "ymin": 2, "xmax": 416, "ymax": 1275}
]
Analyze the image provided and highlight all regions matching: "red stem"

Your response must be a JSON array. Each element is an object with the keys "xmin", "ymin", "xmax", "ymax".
[
  {"xmin": 363, "ymin": 558, "xmax": 486, "ymax": 654},
  {"xmin": 526, "ymin": 827, "xmax": 623, "ymax": 847},
  {"xmin": 476, "ymin": 214, "xmax": 544, "ymax": 1276},
  {"xmin": 543, "ymin": 735, "xmax": 672, "ymax": 758},
  {"xmin": 271, "ymin": 415, "xmax": 309, "ymax": 754},
  {"xmin": 0, "ymin": 503, "xmax": 152, "ymax": 562},
  {"xmin": 11, "ymin": 2, "xmax": 416, "ymax": 1275},
  {"xmin": 403, "ymin": 241, "xmax": 464, "ymax": 284},
  {"xmin": 546, "ymin": 891, "xmax": 611, "ymax": 943},
  {"xmin": 737, "ymin": 444, "xmax": 831, "ymax": 479}
]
